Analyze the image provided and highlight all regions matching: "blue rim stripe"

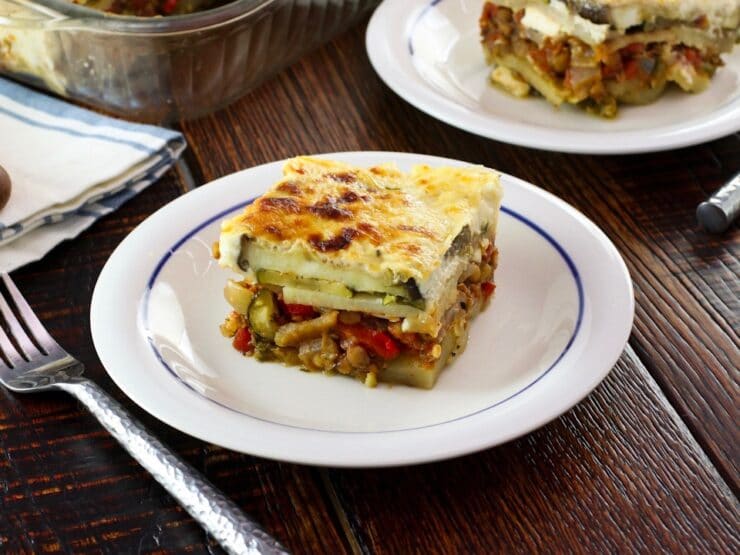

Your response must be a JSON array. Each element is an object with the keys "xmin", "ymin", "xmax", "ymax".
[
  {"xmin": 143, "ymin": 201, "xmax": 585, "ymax": 435},
  {"xmin": 408, "ymin": 0, "xmax": 444, "ymax": 56}
]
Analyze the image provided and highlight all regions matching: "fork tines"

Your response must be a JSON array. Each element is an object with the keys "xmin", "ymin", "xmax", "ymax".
[{"xmin": 0, "ymin": 273, "xmax": 57, "ymax": 367}]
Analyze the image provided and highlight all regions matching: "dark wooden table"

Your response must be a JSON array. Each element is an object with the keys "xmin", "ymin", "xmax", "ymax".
[{"xmin": 2, "ymin": 16, "xmax": 739, "ymax": 554}]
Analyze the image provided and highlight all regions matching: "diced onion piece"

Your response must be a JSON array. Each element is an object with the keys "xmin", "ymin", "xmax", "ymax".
[
  {"xmin": 274, "ymin": 311, "xmax": 338, "ymax": 347},
  {"xmin": 224, "ymin": 279, "xmax": 253, "ymax": 314},
  {"xmin": 490, "ymin": 66, "xmax": 531, "ymax": 97}
]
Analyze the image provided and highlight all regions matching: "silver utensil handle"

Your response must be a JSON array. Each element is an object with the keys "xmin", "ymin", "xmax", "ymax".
[
  {"xmin": 696, "ymin": 172, "xmax": 740, "ymax": 234},
  {"xmin": 57, "ymin": 379, "xmax": 288, "ymax": 555}
]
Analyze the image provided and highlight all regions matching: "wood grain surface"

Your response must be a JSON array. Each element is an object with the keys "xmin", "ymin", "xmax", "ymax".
[
  {"xmin": 182, "ymin": 25, "xmax": 740, "ymax": 488},
  {"xmin": 326, "ymin": 348, "xmax": 738, "ymax": 554},
  {"xmin": 2, "ymin": 14, "xmax": 739, "ymax": 555}
]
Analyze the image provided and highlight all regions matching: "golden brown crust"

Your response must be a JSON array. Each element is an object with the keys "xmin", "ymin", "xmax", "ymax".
[
  {"xmin": 243, "ymin": 172, "xmax": 415, "ymax": 252},
  {"xmin": 219, "ymin": 157, "xmax": 502, "ymax": 284}
]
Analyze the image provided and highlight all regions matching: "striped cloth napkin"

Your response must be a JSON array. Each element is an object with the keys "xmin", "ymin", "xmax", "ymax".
[{"xmin": 0, "ymin": 78, "xmax": 186, "ymax": 272}]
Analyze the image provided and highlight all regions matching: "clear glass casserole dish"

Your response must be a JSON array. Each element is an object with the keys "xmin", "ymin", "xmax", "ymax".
[{"xmin": 0, "ymin": 0, "xmax": 378, "ymax": 122}]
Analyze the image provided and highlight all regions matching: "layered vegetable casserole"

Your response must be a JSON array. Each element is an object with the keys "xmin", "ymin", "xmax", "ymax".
[
  {"xmin": 215, "ymin": 157, "xmax": 503, "ymax": 388},
  {"xmin": 480, "ymin": 0, "xmax": 740, "ymax": 116}
]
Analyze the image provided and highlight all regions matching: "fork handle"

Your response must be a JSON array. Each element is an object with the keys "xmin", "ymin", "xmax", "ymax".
[{"xmin": 57, "ymin": 379, "xmax": 288, "ymax": 555}]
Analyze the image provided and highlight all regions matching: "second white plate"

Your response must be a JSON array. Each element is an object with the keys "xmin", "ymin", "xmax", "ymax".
[
  {"xmin": 366, "ymin": 0, "xmax": 740, "ymax": 154},
  {"xmin": 91, "ymin": 152, "xmax": 633, "ymax": 467}
]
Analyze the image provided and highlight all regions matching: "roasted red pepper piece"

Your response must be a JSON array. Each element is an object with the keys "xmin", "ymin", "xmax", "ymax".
[
  {"xmin": 621, "ymin": 42, "xmax": 645, "ymax": 56},
  {"xmin": 623, "ymin": 58, "xmax": 641, "ymax": 80},
  {"xmin": 529, "ymin": 47, "xmax": 549, "ymax": 73},
  {"xmin": 481, "ymin": 281, "xmax": 496, "ymax": 299},
  {"xmin": 232, "ymin": 327, "xmax": 252, "ymax": 353},
  {"xmin": 280, "ymin": 302, "xmax": 317, "ymax": 320},
  {"xmin": 339, "ymin": 324, "xmax": 401, "ymax": 360},
  {"xmin": 681, "ymin": 47, "xmax": 702, "ymax": 69}
]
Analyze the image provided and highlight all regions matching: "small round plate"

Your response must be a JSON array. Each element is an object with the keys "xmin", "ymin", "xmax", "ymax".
[
  {"xmin": 366, "ymin": 0, "xmax": 740, "ymax": 154},
  {"xmin": 91, "ymin": 152, "xmax": 633, "ymax": 467}
]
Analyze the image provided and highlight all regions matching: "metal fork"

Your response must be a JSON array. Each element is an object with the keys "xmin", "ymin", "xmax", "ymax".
[{"xmin": 0, "ymin": 273, "xmax": 287, "ymax": 555}]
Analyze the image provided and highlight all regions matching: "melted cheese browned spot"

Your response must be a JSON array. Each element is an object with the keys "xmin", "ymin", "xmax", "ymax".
[
  {"xmin": 328, "ymin": 172, "xmax": 357, "ymax": 183},
  {"xmin": 340, "ymin": 190, "xmax": 366, "ymax": 203},
  {"xmin": 398, "ymin": 242, "xmax": 421, "ymax": 255},
  {"xmin": 259, "ymin": 196, "xmax": 301, "ymax": 213},
  {"xmin": 263, "ymin": 225, "xmax": 283, "ymax": 239},
  {"xmin": 398, "ymin": 224, "xmax": 437, "ymax": 240},
  {"xmin": 276, "ymin": 181, "xmax": 301, "ymax": 195},
  {"xmin": 309, "ymin": 198, "xmax": 353, "ymax": 220},
  {"xmin": 357, "ymin": 222, "xmax": 383, "ymax": 244},
  {"xmin": 309, "ymin": 228, "xmax": 360, "ymax": 252}
]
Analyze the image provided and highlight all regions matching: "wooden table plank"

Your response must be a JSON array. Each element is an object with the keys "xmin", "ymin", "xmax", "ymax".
[
  {"xmin": 325, "ymin": 347, "xmax": 739, "ymax": 553},
  {"xmin": 547, "ymin": 143, "xmax": 740, "ymax": 485},
  {"xmin": 1, "ymin": 174, "xmax": 349, "ymax": 554},
  {"xmin": 181, "ymin": 24, "xmax": 740, "ymax": 486}
]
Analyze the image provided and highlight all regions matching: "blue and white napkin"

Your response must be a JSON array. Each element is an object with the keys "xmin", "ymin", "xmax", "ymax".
[{"xmin": 0, "ymin": 78, "xmax": 186, "ymax": 272}]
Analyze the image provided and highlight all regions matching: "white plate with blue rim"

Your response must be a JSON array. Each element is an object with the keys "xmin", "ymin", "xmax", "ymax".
[
  {"xmin": 365, "ymin": 0, "xmax": 740, "ymax": 154},
  {"xmin": 91, "ymin": 151, "xmax": 633, "ymax": 467}
]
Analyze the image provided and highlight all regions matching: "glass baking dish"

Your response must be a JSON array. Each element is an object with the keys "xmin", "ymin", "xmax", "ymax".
[{"xmin": 0, "ymin": 0, "xmax": 378, "ymax": 122}]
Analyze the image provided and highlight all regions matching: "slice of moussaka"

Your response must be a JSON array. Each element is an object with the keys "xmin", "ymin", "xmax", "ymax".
[
  {"xmin": 215, "ymin": 156, "xmax": 503, "ymax": 389},
  {"xmin": 480, "ymin": 0, "xmax": 739, "ymax": 117}
]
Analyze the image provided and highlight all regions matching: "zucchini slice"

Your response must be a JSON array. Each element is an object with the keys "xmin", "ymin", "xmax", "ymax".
[
  {"xmin": 247, "ymin": 289, "xmax": 280, "ymax": 340},
  {"xmin": 256, "ymin": 269, "xmax": 353, "ymax": 298}
]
